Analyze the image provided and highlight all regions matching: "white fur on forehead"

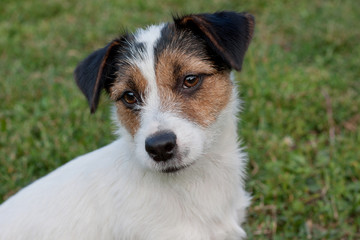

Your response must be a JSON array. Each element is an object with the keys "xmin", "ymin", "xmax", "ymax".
[
  {"xmin": 134, "ymin": 23, "xmax": 165, "ymax": 45},
  {"xmin": 131, "ymin": 24, "xmax": 166, "ymax": 112},
  {"xmin": 122, "ymin": 23, "xmax": 165, "ymax": 64}
]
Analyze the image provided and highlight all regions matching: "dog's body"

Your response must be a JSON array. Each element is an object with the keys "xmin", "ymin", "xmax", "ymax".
[{"xmin": 0, "ymin": 12, "xmax": 254, "ymax": 239}]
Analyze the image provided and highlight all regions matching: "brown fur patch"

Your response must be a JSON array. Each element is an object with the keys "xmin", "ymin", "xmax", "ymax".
[
  {"xmin": 109, "ymin": 66, "xmax": 148, "ymax": 136},
  {"xmin": 108, "ymin": 23, "xmax": 233, "ymax": 135},
  {"xmin": 155, "ymin": 48, "xmax": 232, "ymax": 127}
]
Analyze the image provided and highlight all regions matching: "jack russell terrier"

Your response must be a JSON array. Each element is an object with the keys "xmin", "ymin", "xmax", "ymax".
[{"xmin": 0, "ymin": 11, "xmax": 255, "ymax": 240}]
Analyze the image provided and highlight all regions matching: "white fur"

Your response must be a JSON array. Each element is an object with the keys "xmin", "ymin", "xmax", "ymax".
[{"xmin": 0, "ymin": 24, "xmax": 250, "ymax": 240}]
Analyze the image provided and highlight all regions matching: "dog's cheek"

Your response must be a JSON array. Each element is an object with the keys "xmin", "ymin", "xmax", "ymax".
[{"xmin": 115, "ymin": 103, "xmax": 141, "ymax": 137}]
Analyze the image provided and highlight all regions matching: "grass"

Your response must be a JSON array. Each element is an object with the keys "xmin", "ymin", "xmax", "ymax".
[{"xmin": 1, "ymin": 0, "xmax": 359, "ymax": 239}]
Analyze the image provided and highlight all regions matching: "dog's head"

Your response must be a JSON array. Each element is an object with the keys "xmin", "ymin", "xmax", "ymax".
[{"xmin": 74, "ymin": 11, "xmax": 254, "ymax": 173}]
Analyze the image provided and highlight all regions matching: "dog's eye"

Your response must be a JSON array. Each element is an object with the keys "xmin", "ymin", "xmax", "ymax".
[
  {"xmin": 121, "ymin": 91, "xmax": 138, "ymax": 106},
  {"xmin": 183, "ymin": 75, "xmax": 201, "ymax": 89}
]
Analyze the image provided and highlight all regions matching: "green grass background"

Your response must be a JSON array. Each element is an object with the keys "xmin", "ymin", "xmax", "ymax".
[{"xmin": 1, "ymin": 0, "xmax": 359, "ymax": 239}]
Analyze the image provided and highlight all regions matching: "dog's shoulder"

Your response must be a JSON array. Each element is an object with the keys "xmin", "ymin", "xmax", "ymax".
[{"xmin": 0, "ymin": 140, "xmax": 126, "ymax": 239}]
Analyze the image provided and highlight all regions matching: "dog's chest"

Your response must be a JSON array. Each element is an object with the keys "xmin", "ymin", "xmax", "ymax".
[
  {"xmin": 99, "ymin": 154, "xmax": 242, "ymax": 239},
  {"xmin": 110, "ymin": 180, "xmax": 241, "ymax": 239}
]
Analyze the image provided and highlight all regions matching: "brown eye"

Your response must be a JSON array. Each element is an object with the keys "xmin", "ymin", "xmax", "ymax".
[
  {"xmin": 122, "ymin": 91, "xmax": 138, "ymax": 105},
  {"xmin": 183, "ymin": 75, "xmax": 200, "ymax": 89}
]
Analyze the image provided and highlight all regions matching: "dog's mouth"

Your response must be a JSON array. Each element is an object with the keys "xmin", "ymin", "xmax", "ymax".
[{"xmin": 161, "ymin": 163, "xmax": 192, "ymax": 173}]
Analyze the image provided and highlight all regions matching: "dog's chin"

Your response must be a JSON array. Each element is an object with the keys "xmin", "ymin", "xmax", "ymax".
[
  {"xmin": 150, "ymin": 157, "xmax": 195, "ymax": 173},
  {"xmin": 160, "ymin": 163, "xmax": 193, "ymax": 173}
]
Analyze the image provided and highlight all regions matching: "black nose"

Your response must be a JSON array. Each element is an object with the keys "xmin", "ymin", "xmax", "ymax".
[{"xmin": 145, "ymin": 131, "xmax": 177, "ymax": 162}]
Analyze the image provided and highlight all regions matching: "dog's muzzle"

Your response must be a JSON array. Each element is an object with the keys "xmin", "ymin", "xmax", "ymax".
[{"xmin": 145, "ymin": 131, "xmax": 177, "ymax": 162}]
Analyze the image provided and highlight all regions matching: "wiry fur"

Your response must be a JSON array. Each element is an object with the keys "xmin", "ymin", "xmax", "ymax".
[{"xmin": 0, "ymin": 11, "xmax": 254, "ymax": 239}]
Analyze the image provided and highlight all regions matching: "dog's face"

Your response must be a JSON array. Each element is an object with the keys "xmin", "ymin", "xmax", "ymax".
[{"xmin": 75, "ymin": 12, "xmax": 254, "ymax": 173}]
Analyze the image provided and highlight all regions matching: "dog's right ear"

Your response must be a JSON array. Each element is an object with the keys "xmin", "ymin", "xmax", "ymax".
[{"xmin": 74, "ymin": 39, "xmax": 122, "ymax": 114}]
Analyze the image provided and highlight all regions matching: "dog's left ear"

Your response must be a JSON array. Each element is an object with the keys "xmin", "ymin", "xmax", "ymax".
[
  {"xmin": 74, "ymin": 39, "xmax": 122, "ymax": 113},
  {"xmin": 174, "ymin": 11, "xmax": 255, "ymax": 71}
]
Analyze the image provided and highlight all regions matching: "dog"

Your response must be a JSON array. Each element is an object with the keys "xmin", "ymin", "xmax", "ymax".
[{"xmin": 0, "ymin": 11, "xmax": 254, "ymax": 239}]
